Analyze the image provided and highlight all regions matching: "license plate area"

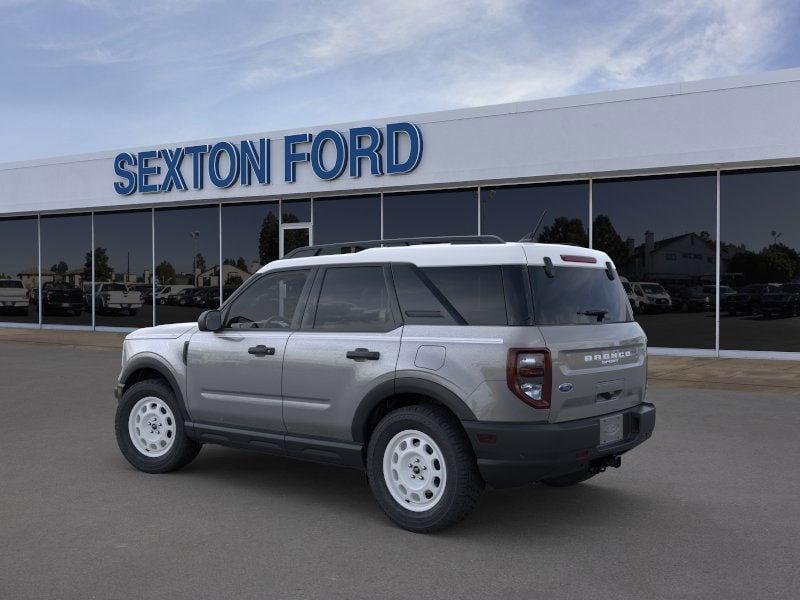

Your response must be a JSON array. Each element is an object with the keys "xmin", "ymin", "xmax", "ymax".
[{"xmin": 599, "ymin": 413, "xmax": 624, "ymax": 446}]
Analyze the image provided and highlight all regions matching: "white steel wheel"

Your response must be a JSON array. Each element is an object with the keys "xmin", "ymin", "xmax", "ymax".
[
  {"xmin": 382, "ymin": 429, "xmax": 447, "ymax": 512},
  {"xmin": 128, "ymin": 396, "xmax": 177, "ymax": 458}
]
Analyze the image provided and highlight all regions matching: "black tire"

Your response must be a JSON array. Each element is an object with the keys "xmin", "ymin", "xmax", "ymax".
[
  {"xmin": 366, "ymin": 404, "xmax": 484, "ymax": 533},
  {"xmin": 541, "ymin": 470, "xmax": 596, "ymax": 487},
  {"xmin": 115, "ymin": 378, "xmax": 201, "ymax": 473}
]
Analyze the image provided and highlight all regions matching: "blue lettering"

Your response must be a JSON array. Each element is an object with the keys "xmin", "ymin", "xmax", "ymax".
[
  {"xmin": 208, "ymin": 142, "xmax": 240, "ymax": 188},
  {"xmin": 137, "ymin": 150, "xmax": 160, "ymax": 193},
  {"xmin": 386, "ymin": 122, "xmax": 423, "ymax": 175},
  {"xmin": 240, "ymin": 139, "xmax": 269, "ymax": 186},
  {"xmin": 349, "ymin": 127, "xmax": 383, "ymax": 177},
  {"xmin": 311, "ymin": 130, "xmax": 347, "ymax": 180},
  {"xmin": 184, "ymin": 144, "xmax": 210, "ymax": 190},
  {"xmin": 113, "ymin": 152, "xmax": 137, "ymax": 195},
  {"xmin": 284, "ymin": 133, "xmax": 311, "ymax": 183},
  {"xmin": 159, "ymin": 148, "xmax": 187, "ymax": 192}
]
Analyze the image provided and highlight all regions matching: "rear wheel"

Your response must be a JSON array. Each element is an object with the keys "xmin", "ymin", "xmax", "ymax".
[
  {"xmin": 367, "ymin": 405, "xmax": 484, "ymax": 533},
  {"xmin": 115, "ymin": 378, "xmax": 201, "ymax": 473},
  {"xmin": 541, "ymin": 470, "xmax": 596, "ymax": 487}
]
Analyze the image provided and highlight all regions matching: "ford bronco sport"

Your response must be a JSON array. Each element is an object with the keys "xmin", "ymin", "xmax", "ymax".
[{"xmin": 114, "ymin": 236, "xmax": 655, "ymax": 532}]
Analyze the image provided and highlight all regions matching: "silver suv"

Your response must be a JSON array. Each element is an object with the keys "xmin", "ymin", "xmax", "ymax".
[{"xmin": 114, "ymin": 236, "xmax": 655, "ymax": 532}]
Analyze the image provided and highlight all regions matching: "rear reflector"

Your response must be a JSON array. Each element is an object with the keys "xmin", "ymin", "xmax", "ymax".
[{"xmin": 560, "ymin": 254, "xmax": 597, "ymax": 264}]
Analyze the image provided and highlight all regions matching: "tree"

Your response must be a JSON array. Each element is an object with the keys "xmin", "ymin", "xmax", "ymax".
[
  {"xmin": 258, "ymin": 213, "xmax": 279, "ymax": 265},
  {"xmin": 50, "ymin": 261, "xmax": 68, "ymax": 275},
  {"xmin": 156, "ymin": 261, "xmax": 177, "ymax": 285},
  {"xmin": 235, "ymin": 256, "xmax": 248, "ymax": 272},
  {"xmin": 591, "ymin": 215, "xmax": 629, "ymax": 268},
  {"xmin": 537, "ymin": 217, "xmax": 589, "ymax": 247},
  {"xmin": 84, "ymin": 247, "xmax": 113, "ymax": 282},
  {"xmin": 194, "ymin": 253, "xmax": 206, "ymax": 273}
]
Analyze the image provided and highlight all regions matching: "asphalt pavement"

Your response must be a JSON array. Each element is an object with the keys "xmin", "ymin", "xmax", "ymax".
[{"xmin": 1, "ymin": 341, "xmax": 799, "ymax": 600}]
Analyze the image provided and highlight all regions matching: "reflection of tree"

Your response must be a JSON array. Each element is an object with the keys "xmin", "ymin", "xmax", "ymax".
[
  {"xmin": 728, "ymin": 243, "xmax": 800, "ymax": 284},
  {"xmin": 194, "ymin": 253, "xmax": 206, "ymax": 273},
  {"xmin": 258, "ymin": 213, "xmax": 279, "ymax": 266},
  {"xmin": 537, "ymin": 217, "xmax": 588, "ymax": 246},
  {"xmin": 223, "ymin": 256, "xmax": 249, "ymax": 272},
  {"xmin": 156, "ymin": 261, "xmax": 177, "ymax": 285},
  {"xmin": 592, "ymin": 215, "xmax": 629, "ymax": 266},
  {"xmin": 84, "ymin": 247, "xmax": 113, "ymax": 282},
  {"xmin": 51, "ymin": 261, "xmax": 68, "ymax": 275}
]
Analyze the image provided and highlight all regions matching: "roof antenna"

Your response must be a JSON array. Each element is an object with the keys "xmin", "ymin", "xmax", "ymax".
[{"xmin": 518, "ymin": 209, "xmax": 548, "ymax": 242}]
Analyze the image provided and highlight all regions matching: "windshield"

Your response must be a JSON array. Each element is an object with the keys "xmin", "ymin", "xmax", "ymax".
[
  {"xmin": 622, "ymin": 282, "xmax": 632, "ymax": 293},
  {"xmin": 640, "ymin": 284, "xmax": 666, "ymax": 294},
  {"xmin": 0, "ymin": 280, "xmax": 23, "ymax": 288},
  {"xmin": 529, "ymin": 266, "xmax": 632, "ymax": 325}
]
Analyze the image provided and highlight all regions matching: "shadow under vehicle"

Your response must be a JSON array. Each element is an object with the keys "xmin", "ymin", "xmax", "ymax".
[
  {"xmin": 0, "ymin": 279, "xmax": 30, "ymax": 315},
  {"xmin": 759, "ymin": 283, "xmax": 800, "ymax": 318},
  {"xmin": 38, "ymin": 282, "xmax": 84, "ymax": 316},
  {"xmin": 723, "ymin": 283, "xmax": 781, "ymax": 316},
  {"xmin": 667, "ymin": 286, "xmax": 711, "ymax": 313}
]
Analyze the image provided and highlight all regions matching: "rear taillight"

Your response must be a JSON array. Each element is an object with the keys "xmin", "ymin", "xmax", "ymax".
[{"xmin": 507, "ymin": 349, "xmax": 551, "ymax": 409}]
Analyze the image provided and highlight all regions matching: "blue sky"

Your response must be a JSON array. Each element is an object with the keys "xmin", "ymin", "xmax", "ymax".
[{"xmin": 1, "ymin": 0, "xmax": 799, "ymax": 163}]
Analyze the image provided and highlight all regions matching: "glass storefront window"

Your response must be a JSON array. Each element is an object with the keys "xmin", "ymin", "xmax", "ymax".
[
  {"xmin": 39, "ymin": 214, "xmax": 92, "ymax": 326},
  {"xmin": 313, "ymin": 195, "xmax": 381, "ymax": 244},
  {"xmin": 481, "ymin": 182, "xmax": 589, "ymax": 245},
  {"xmin": 93, "ymin": 210, "xmax": 153, "ymax": 328},
  {"xmin": 282, "ymin": 199, "xmax": 311, "ymax": 223},
  {"xmin": 593, "ymin": 173, "xmax": 717, "ymax": 349},
  {"xmin": 221, "ymin": 201, "xmax": 279, "ymax": 294},
  {"xmin": 155, "ymin": 205, "xmax": 219, "ymax": 325},
  {"xmin": 0, "ymin": 217, "xmax": 39, "ymax": 324},
  {"xmin": 383, "ymin": 189, "xmax": 478, "ymax": 238},
  {"xmin": 720, "ymin": 168, "xmax": 800, "ymax": 352}
]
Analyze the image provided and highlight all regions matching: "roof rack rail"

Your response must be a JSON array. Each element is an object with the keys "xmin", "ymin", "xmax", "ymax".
[{"xmin": 283, "ymin": 235, "xmax": 505, "ymax": 259}]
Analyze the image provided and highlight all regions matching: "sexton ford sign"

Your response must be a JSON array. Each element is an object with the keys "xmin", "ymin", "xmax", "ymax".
[{"xmin": 112, "ymin": 122, "xmax": 423, "ymax": 195}]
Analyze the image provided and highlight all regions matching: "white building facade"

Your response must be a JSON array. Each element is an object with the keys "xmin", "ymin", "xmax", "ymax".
[{"xmin": 2, "ymin": 69, "xmax": 800, "ymax": 358}]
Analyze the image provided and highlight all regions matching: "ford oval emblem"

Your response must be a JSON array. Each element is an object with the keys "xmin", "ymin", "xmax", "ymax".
[{"xmin": 558, "ymin": 383, "xmax": 574, "ymax": 393}]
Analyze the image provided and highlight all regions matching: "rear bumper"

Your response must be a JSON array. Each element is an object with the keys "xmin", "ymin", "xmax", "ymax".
[{"xmin": 462, "ymin": 403, "xmax": 655, "ymax": 489}]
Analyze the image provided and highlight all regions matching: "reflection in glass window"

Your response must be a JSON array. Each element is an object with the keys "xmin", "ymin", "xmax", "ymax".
[
  {"xmin": 721, "ymin": 168, "xmax": 800, "ymax": 352},
  {"xmin": 222, "ymin": 202, "xmax": 278, "ymax": 293},
  {"xmin": 314, "ymin": 266, "xmax": 392, "ymax": 331},
  {"xmin": 225, "ymin": 270, "xmax": 309, "ymax": 329},
  {"xmin": 313, "ymin": 195, "xmax": 380, "ymax": 244},
  {"xmin": 383, "ymin": 189, "xmax": 478, "ymax": 238},
  {"xmin": 423, "ymin": 266, "xmax": 508, "ymax": 325},
  {"xmin": 93, "ymin": 210, "xmax": 153, "ymax": 328},
  {"xmin": 282, "ymin": 199, "xmax": 311, "ymax": 223},
  {"xmin": 155, "ymin": 205, "xmax": 219, "ymax": 325},
  {"xmin": 0, "ymin": 217, "xmax": 38, "ymax": 324},
  {"xmin": 593, "ymin": 174, "xmax": 716, "ymax": 349},
  {"xmin": 481, "ymin": 182, "xmax": 589, "ymax": 245},
  {"xmin": 40, "ymin": 214, "xmax": 92, "ymax": 326}
]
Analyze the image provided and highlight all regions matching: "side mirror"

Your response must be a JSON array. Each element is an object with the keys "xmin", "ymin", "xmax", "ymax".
[{"xmin": 198, "ymin": 309, "xmax": 223, "ymax": 332}]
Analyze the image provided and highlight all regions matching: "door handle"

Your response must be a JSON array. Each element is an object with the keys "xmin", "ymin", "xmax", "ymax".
[
  {"xmin": 346, "ymin": 348, "xmax": 380, "ymax": 360},
  {"xmin": 248, "ymin": 345, "xmax": 275, "ymax": 356}
]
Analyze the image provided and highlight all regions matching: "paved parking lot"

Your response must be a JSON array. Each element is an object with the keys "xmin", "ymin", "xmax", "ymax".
[{"xmin": 1, "ymin": 341, "xmax": 799, "ymax": 600}]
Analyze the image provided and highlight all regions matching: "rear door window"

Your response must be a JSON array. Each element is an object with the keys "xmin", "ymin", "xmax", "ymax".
[
  {"xmin": 421, "ymin": 266, "xmax": 508, "ymax": 326},
  {"xmin": 529, "ymin": 266, "xmax": 632, "ymax": 325},
  {"xmin": 313, "ymin": 266, "xmax": 394, "ymax": 332}
]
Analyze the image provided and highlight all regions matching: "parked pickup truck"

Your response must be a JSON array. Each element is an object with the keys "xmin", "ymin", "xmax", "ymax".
[
  {"xmin": 0, "ymin": 279, "xmax": 30, "ymax": 315},
  {"xmin": 91, "ymin": 283, "xmax": 143, "ymax": 315}
]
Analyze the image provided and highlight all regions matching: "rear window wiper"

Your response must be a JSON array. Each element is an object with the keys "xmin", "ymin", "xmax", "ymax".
[{"xmin": 577, "ymin": 309, "xmax": 608, "ymax": 322}]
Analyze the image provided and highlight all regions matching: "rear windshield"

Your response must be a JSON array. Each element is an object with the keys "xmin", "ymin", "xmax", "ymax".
[
  {"xmin": 0, "ymin": 280, "xmax": 23, "ymax": 288},
  {"xmin": 529, "ymin": 266, "xmax": 632, "ymax": 325}
]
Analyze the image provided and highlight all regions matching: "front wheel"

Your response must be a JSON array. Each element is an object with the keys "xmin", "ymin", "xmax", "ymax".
[
  {"xmin": 115, "ymin": 378, "xmax": 201, "ymax": 473},
  {"xmin": 367, "ymin": 405, "xmax": 484, "ymax": 533}
]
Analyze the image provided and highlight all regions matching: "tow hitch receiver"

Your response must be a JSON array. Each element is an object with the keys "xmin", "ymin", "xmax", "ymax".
[{"xmin": 589, "ymin": 455, "xmax": 622, "ymax": 474}]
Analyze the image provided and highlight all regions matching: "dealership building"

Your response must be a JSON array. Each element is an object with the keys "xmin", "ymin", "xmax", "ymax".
[{"xmin": 1, "ymin": 68, "xmax": 800, "ymax": 359}]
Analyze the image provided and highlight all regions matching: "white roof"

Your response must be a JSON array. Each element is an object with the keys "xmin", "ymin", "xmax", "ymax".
[{"xmin": 259, "ymin": 243, "xmax": 613, "ymax": 272}]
